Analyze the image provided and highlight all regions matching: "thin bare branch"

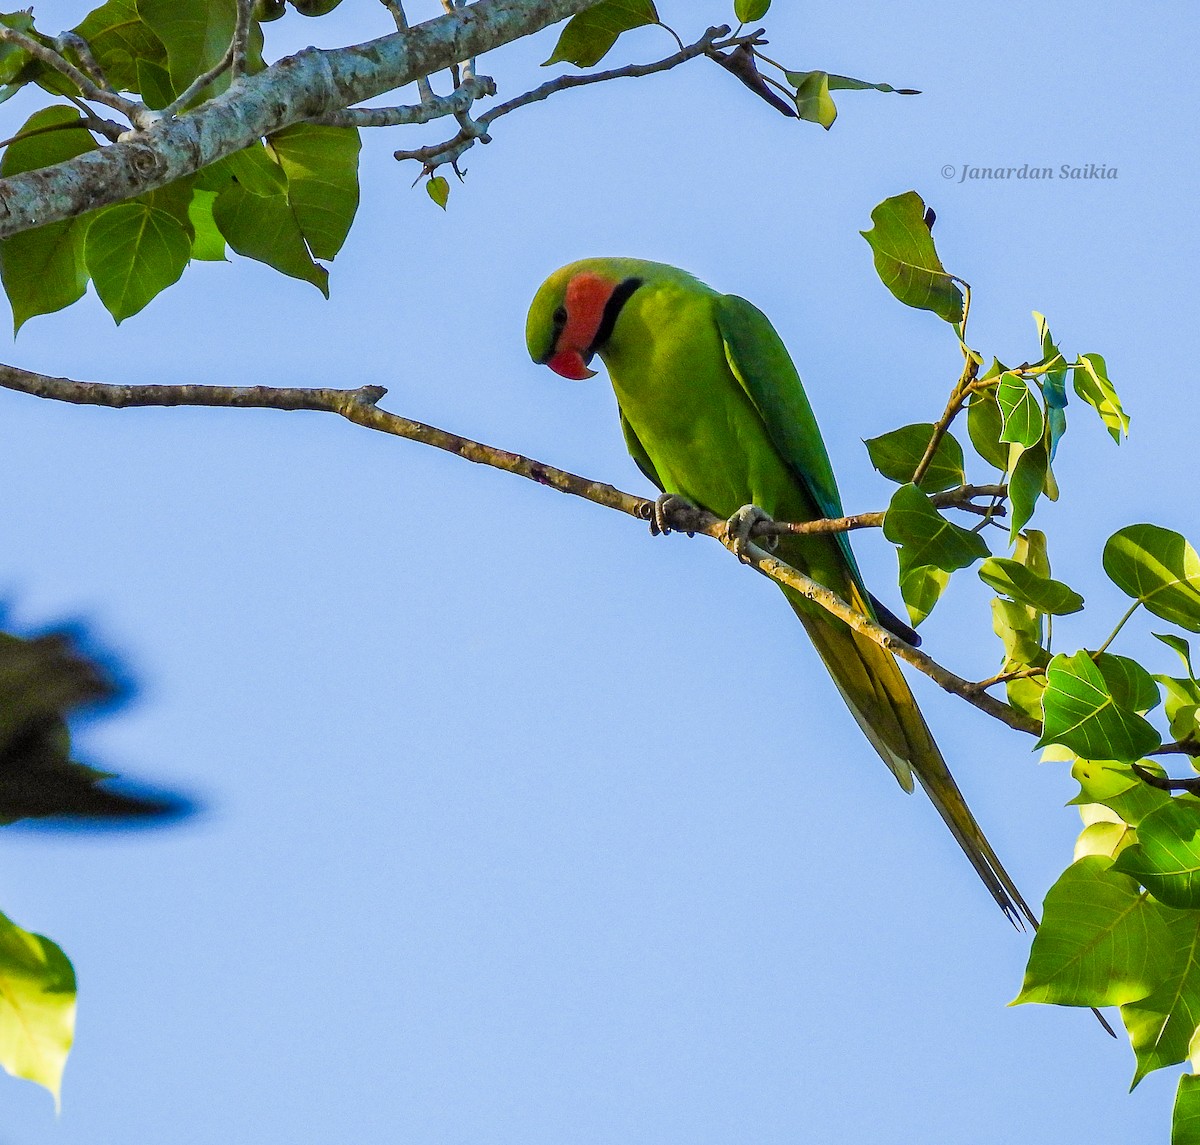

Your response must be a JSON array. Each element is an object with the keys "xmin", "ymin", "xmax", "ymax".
[
  {"xmin": 911, "ymin": 356, "xmax": 981, "ymax": 489},
  {"xmin": 394, "ymin": 25, "xmax": 741, "ymax": 170},
  {"xmin": 0, "ymin": 361, "xmax": 1041, "ymax": 741}
]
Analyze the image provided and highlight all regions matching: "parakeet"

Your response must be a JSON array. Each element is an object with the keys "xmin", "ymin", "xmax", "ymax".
[{"xmin": 527, "ymin": 257, "xmax": 1033, "ymax": 927}]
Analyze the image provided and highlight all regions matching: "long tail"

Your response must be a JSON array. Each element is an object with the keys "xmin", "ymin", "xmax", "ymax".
[{"xmin": 783, "ymin": 586, "xmax": 1037, "ymax": 929}]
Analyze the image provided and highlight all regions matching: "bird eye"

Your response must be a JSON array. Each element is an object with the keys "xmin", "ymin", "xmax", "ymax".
[{"xmin": 553, "ymin": 306, "xmax": 567, "ymax": 325}]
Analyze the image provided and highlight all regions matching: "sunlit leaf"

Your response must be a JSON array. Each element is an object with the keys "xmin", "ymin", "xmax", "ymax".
[
  {"xmin": 978, "ymin": 557, "xmax": 1083, "ymax": 615},
  {"xmin": 990, "ymin": 597, "xmax": 1046, "ymax": 668},
  {"xmin": 1014, "ymin": 855, "xmax": 1171, "ymax": 1007},
  {"xmin": 883, "ymin": 482, "xmax": 988, "ymax": 573},
  {"xmin": 996, "ymin": 372, "xmax": 1044, "ymax": 447},
  {"xmin": 186, "ymin": 189, "xmax": 226, "ymax": 260},
  {"xmin": 1069, "ymin": 759, "xmax": 1171, "ymax": 828},
  {"xmin": 734, "ymin": 0, "xmax": 770, "ymax": 20},
  {"xmin": 1074, "ymin": 819, "xmax": 1134, "ymax": 862},
  {"xmin": 543, "ymin": 0, "xmax": 658, "ymax": 68},
  {"xmin": 266, "ymin": 123, "xmax": 361, "ymax": 259},
  {"xmin": 1116, "ymin": 800, "xmax": 1200, "ymax": 910},
  {"xmin": 1123, "ymin": 905, "xmax": 1200, "ymax": 1086},
  {"xmin": 897, "ymin": 551, "xmax": 949, "ymax": 627},
  {"xmin": 1158, "ymin": 676, "xmax": 1200, "ymax": 742},
  {"xmin": 860, "ymin": 191, "xmax": 963, "ymax": 324},
  {"xmin": 85, "ymin": 203, "xmax": 191, "ymax": 322},
  {"xmin": 1092, "ymin": 653, "xmax": 1161, "ymax": 714},
  {"xmin": 1157, "ymin": 634, "xmax": 1197, "ymax": 679},
  {"xmin": 1038, "ymin": 651, "xmax": 1161, "ymax": 762},
  {"xmin": 863, "ymin": 423, "xmax": 964, "ymax": 492},
  {"xmin": 1074, "ymin": 352, "xmax": 1128, "ymax": 443},
  {"xmin": 0, "ymin": 911, "xmax": 75, "ymax": 1104},
  {"xmin": 1174, "ymin": 1074, "xmax": 1200, "ymax": 1145},
  {"xmin": 1105, "ymin": 524, "xmax": 1200, "ymax": 633}
]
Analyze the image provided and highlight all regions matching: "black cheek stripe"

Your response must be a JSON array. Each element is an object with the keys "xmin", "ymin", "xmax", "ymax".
[{"xmin": 588, "ymin": 277, "xmax": 643, "ymax": 356}]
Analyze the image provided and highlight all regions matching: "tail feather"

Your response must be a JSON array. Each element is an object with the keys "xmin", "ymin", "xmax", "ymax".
[{"xmin": 784, "ymin": 587, "xmax": 1037, "ymax": 929}]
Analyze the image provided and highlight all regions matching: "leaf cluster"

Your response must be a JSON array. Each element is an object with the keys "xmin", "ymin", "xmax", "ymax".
[{"xmin": 862, "ymin": 189, "xmax": 1200, "ymax": 1140}]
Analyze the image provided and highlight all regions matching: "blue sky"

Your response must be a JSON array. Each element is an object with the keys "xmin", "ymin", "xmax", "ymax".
[{"xmin": 1, "ymin": 1, "xmax": 1197, "ymax": 1141}]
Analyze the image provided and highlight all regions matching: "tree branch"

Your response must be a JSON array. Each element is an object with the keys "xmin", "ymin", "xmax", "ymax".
[
  {"xmin": 0, "ymin": 362, "xmax": 1040, "ymax": 740},
  {"xmin": 0, "ymin": 0, "xmax": 606, "ymax": 239},
  {"xmin": 313, "ymin": 76, "xmax": 496, "ymax": 128},
  {"xmin": 393, "ymin": 25, "xmax": 746, "ymax": 171}
]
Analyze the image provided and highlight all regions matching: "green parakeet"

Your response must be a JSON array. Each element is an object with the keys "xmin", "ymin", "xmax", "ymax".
[{"xmin": 527, "ymin": 257, "xmax": 1033, "ymax": 927}]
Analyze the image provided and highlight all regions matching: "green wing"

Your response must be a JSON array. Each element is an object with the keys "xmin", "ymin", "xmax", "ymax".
[
  {"xmin": 619, "ymin": 409, "xmax": 665, "ymax": 491},
  {"xmin": 714, "ymin": 293, "xmax": 870, "ymax": 595}
]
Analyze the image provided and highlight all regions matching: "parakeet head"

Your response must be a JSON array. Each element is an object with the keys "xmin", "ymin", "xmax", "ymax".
[{"xmin": 525, "ymin": 259, "xmax": 648, "ymax": 380}]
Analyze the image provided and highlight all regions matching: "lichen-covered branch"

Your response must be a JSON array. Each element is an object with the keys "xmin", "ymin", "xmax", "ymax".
[
  {"xmin": 0, "ymin": 361, "xmax": 1040, "ymax": 739},
  {"xmin": 0, "ymin": 0, "xmax": 605, "ymax": 239}
]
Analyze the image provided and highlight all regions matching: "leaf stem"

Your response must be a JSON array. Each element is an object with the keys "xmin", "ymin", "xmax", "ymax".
[{"xmin": 1094, "ymin": 600, "xmax": 1141, "ymax": 656}]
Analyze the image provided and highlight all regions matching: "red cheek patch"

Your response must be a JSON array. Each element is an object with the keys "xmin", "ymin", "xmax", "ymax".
[{"xmin": 558, "ymin": 272, "xmax": 616, "ymax": 359}]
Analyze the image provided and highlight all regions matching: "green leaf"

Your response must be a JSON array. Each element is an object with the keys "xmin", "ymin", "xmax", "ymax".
[
  {"xmin": 1007, "ymin": 672, "xmax": 1047, "ymax": 722},
  {"xmin": 967, "ymin": 383, "xmax": 1008, "ymax": 470},
  {"xmin": 734, "ymin": 0, "xmax": 770, "ymax": 20},
  {"xmin": 1069, "ymin": 759, "xmax": 1172, "ymax": 828},
  {"xmin": 1123, "ymin": 904, "xmax": 1200, "ymax": 1086},
  {"xmin": 897, "ymin": 551, "xmax": 949, "ymax": 627},
  {"xmin": 863, "ymin": 423, "xmax": 964, "ymax": 493},
  {"xmin": 978, "ymin": 557, "xmax": 1084, "ymax": 615},
  {"xmin": 0, "ymin": 910, "xmax": 75, "ymax": 1104},
  {"xmin": 1105, "ymin": 524, "xmax": 1200, "ymax": 633},
  {"xmin": 75, "ymin": 0, "xmax": 167, "ymax": 92},
  {"xmin": 135, "ymin": 57, "xmax": 174, "ymax": 108},
  {"xmin": 1014, "ymin": 855, "xmax": 1171, "ymax": 1007},
  {"xmin": 1074, "ymin": 819, "xmax": 1134, "ymax": 862},
  {"xmin": 1015, "ymin": 528, "xmax": 1051, "ymax": 579},
  {"xmin": 0, "ymin": 11, "xmax": 35, "ymax": 86},
  {"xmin": 860, "ymin": 191, "xmax": 963, "ymax": 324},
  {"xmin": 786, "ymin": 70, "xmax": 836, "ymax": 128},
  {"xmin": 1033, "ymin": 312, "xmax": 1069, "ymax": 457},
  {"xmin": 1074, "ymin": 352, "xmax": 1128, "ymax": 442},
  {"xmin": 1093, "ymin": 653, "xmax": 1161, "ymax": 714},
  {"xmin": 186, "ymin": 189, "xmax": 226, "ymax": 260},
  {"xmin": 1038, "ymin": 651, "xmax": 1161, "ymax": 762},
  {"xmin": 883, "ymin": 482, "xmax": 989, "ymax": 573},
  {"xmin": 266, "ymin": 123, "xmax": 360, "ymax": 259},
  {"xmin": 996, "ymin": 372, "xmax": 1045, "ymax": 447},
  {"xmin": 1157, "ymin": 634, "xmax": 1197, "ymax": 680},
  {"xmin": 85, "ymin": 203, "xmax": 191, "ymax": 322},
  {"xmin": 990, "ymin": 597, "xmax": 1047, "ymax": 668},
  {"xmin": 543, "ymin": 0, "xmax": 659, "ymax": 68},
  {"xmin": 1174, "ymin": 1075, "xmax": 1200, "ymax": 1145},
  {"xmin": 0, "ymin": 106, "xmax": 98, "ymax": 331},
  {"xmin": 1158, "ymin": 676, "xmax": 1200, "ymax": 742},
  {"xmin": 426, "ymin": 174, "xmax": 450, "ymax": 210},
  {"xmin": 139, "ymin": 0, "xmax": 263, "ymax": 100},
  {"xmin": 211, "ymin": 183, "xmax": 329, "ymax": 295},
  {"xmin": 1007, "ymin": 434, "xmax": 1049, "ymax": 539},
  {"xmin": 1116, "ymin": 800, "xmax": 1200, "ymax": 910}
]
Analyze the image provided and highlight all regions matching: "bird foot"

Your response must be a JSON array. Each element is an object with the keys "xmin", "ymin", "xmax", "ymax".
[
  {"xmin": 725, "ymin": 504, "xmax": 772, "ymax": 562},
  {"xmin": 649, "ymin": 493, "xmax": 704, "ymax": 537}
]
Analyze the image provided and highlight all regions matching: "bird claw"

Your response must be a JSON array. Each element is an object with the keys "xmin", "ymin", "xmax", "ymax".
[
  {"xmin": 725, "ymin": 504, "xmax": 771, "ymax": 562},
  {"xmin": 649, "ymin": 493, "xmax": 702, "ymax": 537}
]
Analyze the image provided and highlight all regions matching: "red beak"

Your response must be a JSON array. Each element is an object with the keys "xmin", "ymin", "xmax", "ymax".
[{"xmin": 547, "ymin": 348, "xmax": 597, "ymax": 380}]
